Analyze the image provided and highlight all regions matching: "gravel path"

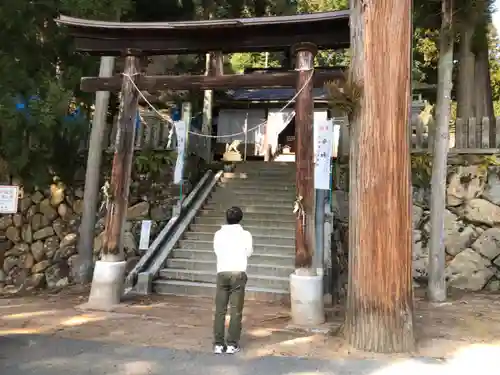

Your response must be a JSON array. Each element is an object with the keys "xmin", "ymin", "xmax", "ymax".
[{"xmin": 0, "ymin": 334, "xmax": 452, "ymax": 375}]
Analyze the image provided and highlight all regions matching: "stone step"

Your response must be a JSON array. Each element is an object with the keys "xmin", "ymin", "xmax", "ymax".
[
  {"xmin": 204, "ymin": 202, "xmax": 292, "ymax": 212},
  {"xmin": 159, "ymin": 269, "xmax": 289, "ymax": 290},
  {"xmin": 231, "ymin": 174, "xmax": 295, "ymax": 180},
  {"xmin": 166, "ymin": 257, "xmax": 294, "ymax": 278},
  {"xmin": 209, "ymin": 192, "xmax": 294, "ymax": 205},
  {"xmin": 221, "ymin": 173, "xmax": 296, "ymax": 182},
  {"xmin": 212, "ymin": 188, "xmax": 295, "ymax": 198},
  {"xmin": 194, "ymin": 216, "xmax": 295, "ymax": 227},
  {"xmin": 170, "ymin": 249, "xmax": 294, "ymax": 266},
  {"xmin": 189, "ymin": 223, "xmax": 295, "ymax": 237},
  {"xmin": 218, "ymin": 181, "xmax": 296, "ymax": 190},
  {"xmin": 197, "ymin": 210, "xmax": 295, "ymax": 222},
  {"xmin": 219, "ymin": 181, "xmax": 295, "ymax": 189},
  {"xmin": 153, "ymin": 279, "xmax": 289, "ymax": 302},
  {"xmin": 218, "ymin": 183, "xmax": 295, "ymax": 192},
  {"xmin": 178, "ymin": 239, "xmax": 295, "ymax": 253},
  {"xmin": 235, "ymin": 163, "xmax": 295, "ymax": 168},
  {"xmin": 200, "ymin": 206, "xmax": 293, "ymax": 216},
  {"xmin": 235, "ymin": 163, "xmax": 295, "ymax": 169},
  {"xmin": 184, "ymin": 232, "xmax": 295, "ymax": 247}
]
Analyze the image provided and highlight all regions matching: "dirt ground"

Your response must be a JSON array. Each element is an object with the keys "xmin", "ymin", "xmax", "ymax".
[{"xmin": 1, "ymin": 285, "xmax": 500, "ymax": 361}]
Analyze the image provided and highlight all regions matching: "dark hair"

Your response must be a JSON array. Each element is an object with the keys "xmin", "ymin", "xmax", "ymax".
[{"xmin": 226, "ymin": 206, "xmax": 243, "ymax": 225}]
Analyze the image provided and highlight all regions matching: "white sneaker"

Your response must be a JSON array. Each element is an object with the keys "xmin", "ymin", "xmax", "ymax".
[
  {"xmin": 213, "ymin": 345, "xmax": 225, "ymax": 354},
  {"xmin": 225, "ymin": 345, "xmax": 240, "ymax": 354}
]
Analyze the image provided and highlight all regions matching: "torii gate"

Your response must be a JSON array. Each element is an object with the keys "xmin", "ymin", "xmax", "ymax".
[{"xmin": 56, "ymin": 11, "xmax": 351, "ymax": 275}]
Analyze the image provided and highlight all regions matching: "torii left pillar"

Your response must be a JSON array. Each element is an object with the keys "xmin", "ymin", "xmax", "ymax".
[
  {"xmin": 289, "ymin": 42, "xmax": 324, "ymax": 327},
  {"xmin": 87, "ymin": 53, "xmax": 141, "ymax": 309}
]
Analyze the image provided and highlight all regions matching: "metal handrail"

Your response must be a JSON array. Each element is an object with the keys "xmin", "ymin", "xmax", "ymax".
[
  {"xmin": 124, "ymin": 169, "xmax": 216, "ymax": 291},
  {"xmin": 143, "ymin": 169, "xmax": 223, "ymax": 283}
]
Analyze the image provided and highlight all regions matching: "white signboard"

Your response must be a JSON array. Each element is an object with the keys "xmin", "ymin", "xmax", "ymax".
[
  {"xmin": 0, "ymin": 186, "xmax": 19, "ymax": 214},
  {"xmin": 314, "ymin": 119, "xmax": 334, "ymax": 190},
  {"xmin": 139, "ymin": 220, "xmax": 152, "ymax": 250},
  {"xmin": 173, "ymin": 120, "xmax": 187, "ymax": 184}
]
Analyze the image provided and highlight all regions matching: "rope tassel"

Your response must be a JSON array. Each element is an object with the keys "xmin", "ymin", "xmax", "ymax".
[
  {"xmin": 293, "ymin": 195, "xmax": 306, "ymax": 228},
  {"xmin": 121, "ymin": 69, "xmax": 314, "ymax": 140}
]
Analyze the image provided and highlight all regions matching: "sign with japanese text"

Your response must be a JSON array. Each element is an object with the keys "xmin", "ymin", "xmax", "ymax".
[
  {"xmin": 314, "ymin": 119, "xmax": 334, "ymax": 190},
  {"xmin": 0, "ymin": 186, "xmax": 19, "ymax": 214}
]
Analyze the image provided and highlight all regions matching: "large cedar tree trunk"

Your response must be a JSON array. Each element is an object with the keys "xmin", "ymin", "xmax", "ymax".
[
  {"xmin": 457, "ymin": 18, "xmax": 477, "ymax": 121},
  {"xmin": 345, "ymin": 0, "xmax": 415, "ymax": 353},
  {"xmin": 474, "ymin": 27, "xmax": 496, "ymax": 145}
]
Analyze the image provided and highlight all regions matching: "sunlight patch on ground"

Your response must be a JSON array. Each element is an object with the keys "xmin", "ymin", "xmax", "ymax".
[
  {"xmin": 60, "ymin": 314, "xmax": 106, "ymax": 327},
  {"xmin": 2, "ymin": 310, "xmax": 58, "ymax": 320},
  {"xmin": 0, "ymin": 304, "xmax": 28, "ymax": 310},
  {"xmin": 369, "ymin": 359, "xmax": 441, "ymax": 375},
  {"xmin": 243, "ymin": 334, "xmax": 317, "ymax": 359},
  {"xmin": 279, "ymin": 335, "xmax": 315, "ymax": 346},
  {"xmin": 448, "ymin": 342, "xmax": 500, "ymax": 368},
  {"xmin": 0, "ymin": 328, "xmax": 45, "ymax": 335},
  {"xmin": 121, "ymin": 361, "xmax": 159, "ymax": 375},
  {"xmin": 248, "ymin": 328, "xmax": 273, "ymax": 338}
]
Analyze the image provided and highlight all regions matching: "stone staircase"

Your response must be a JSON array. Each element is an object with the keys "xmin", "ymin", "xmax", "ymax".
[{"xmin": 154, "ymin": 161, "xmax": 296, "ymax": 301}]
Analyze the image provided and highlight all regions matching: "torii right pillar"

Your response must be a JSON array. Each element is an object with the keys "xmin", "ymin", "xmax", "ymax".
[
  {"xmin": 290, "ymin": 42, "xmax": 324, "ymax": 327},
  {"xmin": 293, "ymin": 42, "xmax": 317, "ymax": 271}
]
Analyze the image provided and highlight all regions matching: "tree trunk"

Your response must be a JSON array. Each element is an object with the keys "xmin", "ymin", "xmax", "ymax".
[
  {"xmin": 345, "ymin": 0, "xmax": 415, "ymax": 353},
  {"xmin": 428, "ymin": 0, "xmax": 454, "ymax": 303},
  {"xmin": 457, "ymin": 19, "xmax": 476, "ymax": 121},
  {"xmin": 473, "ymin": 28, "xmax": 496, "ymax": 145}
]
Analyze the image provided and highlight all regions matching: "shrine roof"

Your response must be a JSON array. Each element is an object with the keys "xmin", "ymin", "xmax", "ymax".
[{"xmin": 56, "ymin": 11, "xmax": 350, "ymax": 55}]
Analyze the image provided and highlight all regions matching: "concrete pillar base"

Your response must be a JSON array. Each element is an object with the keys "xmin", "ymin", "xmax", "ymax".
[
  {"xmin": 87, "ymin": 260, "xmax": 127, "ymax": 309},
  {"xmin": 290, "ymin": 271, "xmax": 325, "ymax": 326}
]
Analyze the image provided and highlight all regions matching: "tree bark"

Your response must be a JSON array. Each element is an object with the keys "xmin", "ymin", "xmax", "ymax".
[
  {"xmin": 428, "ymin": 0, "xmax": 454, "ymax": 303},
  {"xmin": 473, "ymin": 28, "xmax": 496, "ymax": 145},
  {"xmin": 345, "ymin": 0, "xmax": 415, "ymax": 352},
  {"xmin": 457, "ymin": 19, "xmax": 476, "ymax": 121},
  {"xmin": 101, "ymin": 55, "xmax": 141, "ymax": 262}
]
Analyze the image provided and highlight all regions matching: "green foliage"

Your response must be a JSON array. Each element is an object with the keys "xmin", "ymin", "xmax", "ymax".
[
  {"xmin": 134, "ymin": 150, "xmax": 177, "ymax": 177},
  {"xmin": 0, "ymin": 0, "xmax": 132, "ymax": 187},
  {"xmin": 489, "ymin": 26, "xmax": 500, "ymax": 114},
  {"xmin": 411, "ymin": 154, "xmax": 433, "ymax": 188}
]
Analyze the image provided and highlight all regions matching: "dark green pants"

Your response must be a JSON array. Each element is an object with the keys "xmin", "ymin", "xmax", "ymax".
[{"xmin": 213, "ymin": 271, "xmax": 247, "ymax": 346}]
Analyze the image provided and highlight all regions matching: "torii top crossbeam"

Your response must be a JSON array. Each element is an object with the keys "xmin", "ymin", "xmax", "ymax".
[{"xmin": 56, "ymin": 11, "xmax": 350, "ymax": 56}]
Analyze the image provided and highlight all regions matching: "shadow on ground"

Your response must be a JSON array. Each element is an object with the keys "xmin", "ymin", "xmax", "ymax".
[{"xmin": 0, "ymin": 334, "xmax": 445, "ymax": 375}]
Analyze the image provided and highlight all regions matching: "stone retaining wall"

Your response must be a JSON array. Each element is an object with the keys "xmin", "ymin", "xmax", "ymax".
[
  {"xmin": 0, "ymin": 155, "xmax": 207, "ymax": 292},
  {"xmin": 332, "ymin": 163, "xmax": 500, "ymax": 292}
]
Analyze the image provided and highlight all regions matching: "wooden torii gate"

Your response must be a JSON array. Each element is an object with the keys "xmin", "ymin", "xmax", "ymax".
[{"xmin": 56, "ymin": 11, "xmax": 350, "ymax": 269}]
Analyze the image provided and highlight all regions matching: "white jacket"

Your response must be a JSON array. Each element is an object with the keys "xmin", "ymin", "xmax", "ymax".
[{"xmin": 213, "ymin": 224, "xmax": 253, "ymax": 273}]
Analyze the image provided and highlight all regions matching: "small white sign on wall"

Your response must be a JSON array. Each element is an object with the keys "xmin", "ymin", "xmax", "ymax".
[
  {"xmin": 0, "ymin": 186, "xmax": 19, "ymax": 214},
  {"xmin": 139, "ymin": 220, "xmax": 152, "ymax": 250}
]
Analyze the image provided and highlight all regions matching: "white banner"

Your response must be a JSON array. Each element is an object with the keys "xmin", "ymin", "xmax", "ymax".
[
  {"xmin": 173, "ymin": 120, "xmax": 187, "ymax": 184},
  {"xmin": 314, "ymin": 119, "xmax": 334, "ymax": 190},
  {"xmin": 139, "ymin": 220, "xmax": 152, "ymax": 250}
]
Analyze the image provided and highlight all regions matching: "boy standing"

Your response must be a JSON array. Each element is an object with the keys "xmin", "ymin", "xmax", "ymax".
[{"xmin": 212, "ymin": 206, "xmax": 253, "ymax": 354}]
